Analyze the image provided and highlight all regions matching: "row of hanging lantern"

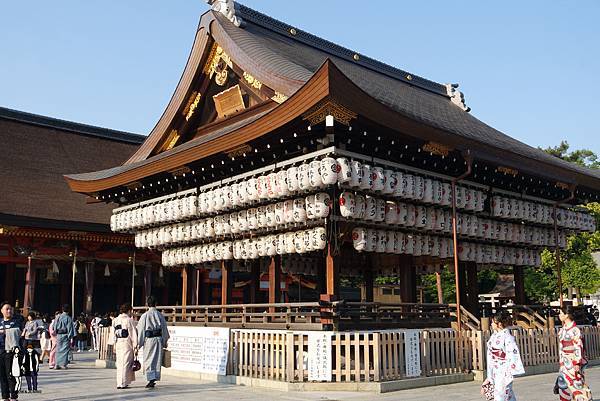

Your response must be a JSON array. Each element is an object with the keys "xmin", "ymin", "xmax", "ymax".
[
  {"xmin": 112, "ymin": 154, "xmax": 594, "ymax": 236},
  {"xmin": 491, "ymin": 195, "xmax": 596, "ymax": 231},
  {"xmin": 111, "ymin": 155, "xmax": 488, "ymax": 233},
  {"xmin": 161, "ymin": 227, "xmax": 327, "ymax": 267},
  {"xmin": 351, "ymin": 227, "xmax": 542, "ymax": 266},
  {"xmin": 342, "ymin": 192, "xmax": 568, "ymax": 248},
  {"xmin": 111, "ymin": 155, "xmax": 339, "ymax": 232},
  {"xmin": 134, "ymin": 193, "xmax": 331, "ymax": 249}
]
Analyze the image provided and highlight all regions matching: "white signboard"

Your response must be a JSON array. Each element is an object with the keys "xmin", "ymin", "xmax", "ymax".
[
  {"xmin": 307, "ymin": 331, "xmax": 332, "ymax": 381},
  {"xmin": 167, "ymin": 326, "xmax": 230, "ymax": 375},
  {"xmin": 404, "ymin": 329, "xmax": 422, "ymax": 377}
]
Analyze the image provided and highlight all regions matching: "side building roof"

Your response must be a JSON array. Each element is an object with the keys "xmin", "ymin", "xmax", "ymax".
[{"xmin": 0, "ymin": 106, "xmax": 145, "ymax": 231}]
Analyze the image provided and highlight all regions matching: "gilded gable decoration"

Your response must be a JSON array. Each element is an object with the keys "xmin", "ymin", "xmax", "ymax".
[
  {"xmin": 203, "ymin": 43, "xmax": 232, "ymax": 86},
  {"xmin": 302, "ymin": 99, "xmax": 357, "ymax": 126}
]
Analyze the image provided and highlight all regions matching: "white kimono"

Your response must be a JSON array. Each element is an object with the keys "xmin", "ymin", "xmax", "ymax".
[
  {"xmin": 109, "ymin": 314, "xmax": 138, "ymax": 388},
  {"xmin": 486, "ymin": 329, "xmax": 525, "ymax": 401}
]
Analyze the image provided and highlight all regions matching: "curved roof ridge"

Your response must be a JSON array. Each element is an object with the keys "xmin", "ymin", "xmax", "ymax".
[
  {"xmin": 0, "ymin": 106, "xmax": 145, "ymax": 144},
  {"xmin": 235, "ymin": 2, "xmax": 449, "ymax": 97}
]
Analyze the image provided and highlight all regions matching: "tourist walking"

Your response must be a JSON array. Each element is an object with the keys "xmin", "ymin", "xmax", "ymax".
[
  {"xmin": 110, "ymin": 303, "xmax": 138, "ymax": 389},
  {"xmin": 556, "ymin": 305, "xmax": 593, "ymax": 401},
  {"xmin": 53, "ymin": 305, "xmax": 75, "ymax": 370},
  {"xmin": 0, "ymin": 302, "xmax": 22, "ymax": 401},
  {"xmin": 481, "ymin": 311, "xmax": 524, "ymax": 401},
  {"xmin": 137, "ymin": 296, "xmax": 169, "ymax": 388},
  {"xmin": 75, "ymin": 316, "xmax": 88, "ymax": 352},
  {"xmin": 91, "ymin": 314, "xmax": 101, "ymax": 351},
  {"xmin": 21, "ymin": 312, "xmax": 43, "ymax": 351},
  {"xmin": 39, "ymin": 315, "xmax": 51, "ymax": 364}
]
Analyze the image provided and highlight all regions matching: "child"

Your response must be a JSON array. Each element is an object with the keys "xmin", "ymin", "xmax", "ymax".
[{"xmin": 23, "ymin": 345, "xmax": 40, "ymax": 393}]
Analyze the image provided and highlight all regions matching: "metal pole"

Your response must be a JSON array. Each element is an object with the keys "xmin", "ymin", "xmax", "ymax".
[
  {"xmin": 131, "ymin": 251, "xmax": 136, "ymax": 306},
  {"xmin": 71, "ymin": 247, "xmax": 77, "ymax": 318},
  {"xmin": 554, "ymin": 186, "xmax": 575, "ymax": 308}
]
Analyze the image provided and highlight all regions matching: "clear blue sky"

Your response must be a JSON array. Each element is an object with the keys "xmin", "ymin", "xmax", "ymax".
[{"xmin": 1, "ymin": 1, "xmax": 599, "ymax": 154}]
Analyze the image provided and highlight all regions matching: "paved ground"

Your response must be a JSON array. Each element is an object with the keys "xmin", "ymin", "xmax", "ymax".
[{"xmin": 23, "ymin": 352, "xmax": 597, "ymax": 401}]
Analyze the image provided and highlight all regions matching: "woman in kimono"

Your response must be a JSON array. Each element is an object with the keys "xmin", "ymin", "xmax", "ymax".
[
  {"xmin": 557, "ymin": 305, "xmax": 593, "ymax": 401},
  {"xmin": 48, "ymin": 311, "xmax": 59, "ymax": 369},
  {"xmin": 137, "ymin": 296, "xmax": 170, "ymax": 388},
  {"xmin": 111, "ymin": 303, "xmax": 138, "ymax": 390},
  {"xmin": 481, "ymin": 311, "xmax": 525, "ymax": 401}
]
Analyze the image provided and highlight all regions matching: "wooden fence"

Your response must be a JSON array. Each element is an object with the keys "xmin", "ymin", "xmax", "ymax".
[
  {"xmin": 97, "ymin": 325, "xmax": 600, "ymax": 383},
  {"xmin": 98, "ymin": 327, "xmax": 115, "ymax": 362}
]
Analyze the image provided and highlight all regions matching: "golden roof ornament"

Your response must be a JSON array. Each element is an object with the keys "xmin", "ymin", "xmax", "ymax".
[
  {"xmin": 206, "ymin": 0, "xmax": 242, "ymax": 27},
  {"xmin": 445, "ymin": 83, "xmax": 470, "ymax": 112}
]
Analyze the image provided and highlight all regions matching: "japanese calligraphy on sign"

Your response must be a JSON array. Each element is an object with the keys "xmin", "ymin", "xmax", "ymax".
[
  {"xmin": 308, "ymin": 332, "xmax": 332, "ymax": 381},
  {"xmin": 167, "ymin": 326, "xmax": 230, "ymax": 375},
  {"xmin": 404, "ymin": 329, "xmax": 422, "ymax": 377}
]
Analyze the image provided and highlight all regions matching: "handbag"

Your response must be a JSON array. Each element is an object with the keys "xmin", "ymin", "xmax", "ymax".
[
  {"xmin": 131, "ymin": 359, "xmax": 141, "ymax": 372},
  {"xmin": 481, "ymin": 381, "xmax": 494, "ymax": 401},
  {"xmin": 162, "ymin": 349, "xmax": 171, "ymax": 368}
]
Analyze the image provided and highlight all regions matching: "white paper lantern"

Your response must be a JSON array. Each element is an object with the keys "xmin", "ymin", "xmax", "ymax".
[
  {"xmin": 349, "ymin": 160, "xmax": 362, "ymax": 187},
  {"xmin": 336, "ymin": 157, "xmax": 351, "ymax": 183},
  {"xmin": 298, "ymin": 163, "xmax": 311, "ymax": 191},
  {"xmin": 376, "ymin": 230, "xmax": 387, "ymax": 253},
  {"xmin": 313, "ymin": 193, "xmax": 331, "ymax": 218},
  {"xmin": 287, "ymin": 166, "xmax": 299, "ymax": 193},
  {"xmin": 320, "ymin": 157, "xmax": 338, "ymax": 185},
  {"xmin": 365, "ymin": 196, "xmax": 377, "ymax": 221},
  {"xmin": 360, "ymin": 164, "xmax": 373, "ymax": 190},
  {"xmin": 267, "ymin": 172, "xmax": 279, "ymax": 199},
  {"xmin": 352, "ymin": 227, "xmax": 366, "ymax": 251},
  {"xmin": 312, "ymin": 227, "xmax": 327, "ymax": 250},
  {"xmin": 274, "ymin": 202, "xmax": 285, "ymax": 225},
  {"xmin": 366, "ymin": 229, "xmax": 377, "ymax": 252},
  {"xmin": 371, "ymin": 167, "xmax": 385, "ymax": 192},
  {"xmin": 266, "ymin": 203, "xmax": 276, "ymax": 227},
  {"xmin": 385, "ymin": 202, "xmax": 399, "ymax": 225},
  {"xmin": 292, "ymin": 198, "xmax": 307, "ymax": 223},
  {"xmin": 339, "ymin": 192, "xmax": 356, "ymax": 218},
  {"xmin": 354, "ymin": 194, "xmax": 366, "ymax": 219},
  {"xmin": 237, "ymin": 210, "xmax": 248, "ymax": 232},
  {"xmin": 276, "ymin": 170, "xmax": 289, "ymax": 197},
  {"xmin": 382, "ymin": 170, "xmax": 397, "ymax": 195},
  {"xmin": 423, "ymin": 179, "xmax": 434, "ymax": 203},
  {"xmin": 257, "ymin": 206, "xmax": 268, "ymax": 228}
]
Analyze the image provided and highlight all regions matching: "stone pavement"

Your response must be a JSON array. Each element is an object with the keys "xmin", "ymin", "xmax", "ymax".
[{"xmin": 23, "ymin": 352, "xmax": 597, "ymax": 401}]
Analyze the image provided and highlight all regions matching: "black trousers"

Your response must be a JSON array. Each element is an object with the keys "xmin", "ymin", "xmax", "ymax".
[{"xmin": 0, "ymin": 351, "xmax": 17, "ymax": 399}]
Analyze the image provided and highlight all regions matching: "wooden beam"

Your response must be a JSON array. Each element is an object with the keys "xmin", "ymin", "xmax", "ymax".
[
  {"xmin": 268, "ymin": 256, "xmax": 281, "ymax": 304},
  {"xmin": 436, "ymin": 271, "xmax": 444, "ymax": 303},
  {"xmin": 181, "ymin": 267, "xmax": 188, "ymax": 307},
  {"xmin": 325, "ymin": 243, "xmax": 340, "ymax": 297},
  {"xmin": 221, "ymin": 260, "xmax": 232, "ymax": 305}
]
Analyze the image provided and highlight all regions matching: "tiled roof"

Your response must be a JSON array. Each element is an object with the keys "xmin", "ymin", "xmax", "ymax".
[
  {"xmin": 224, "ymin": 4, "xmax": 600, "ymax": 184},
  {"xmin": 0, "ymin": 106, "xmax": 145, "ymax": 144},
  {"xmin": 0, "ymin": 110, "xmax": 142, "ymax": 229}
]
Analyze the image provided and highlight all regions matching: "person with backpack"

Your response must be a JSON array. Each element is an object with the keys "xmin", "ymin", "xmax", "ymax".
[{"xmin": 76, "ymin": 317, "xmax": 88, "ymax": 352}]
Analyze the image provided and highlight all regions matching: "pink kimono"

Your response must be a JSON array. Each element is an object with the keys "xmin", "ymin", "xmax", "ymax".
[
  {"xmin": 109, "ymin": 313, "xmax": 138, "ymax": 388},
  {"xmin": 48, "ymin": 319, "xmax": 58, "ymax": 368}
]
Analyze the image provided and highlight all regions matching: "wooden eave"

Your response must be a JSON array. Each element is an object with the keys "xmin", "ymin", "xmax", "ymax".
[
  {"xmin": 66, "ymin": 57, "xmax": 600, "ymax": 195},
  {"xmin": 64, "ymin": 59, "xmax": 333, "ymax": 194}
]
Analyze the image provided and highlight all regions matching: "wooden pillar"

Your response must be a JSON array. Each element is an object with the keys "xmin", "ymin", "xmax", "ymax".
[
  {"xmin": 513, "ymin": 265, "xmax": 525, "ymax": 305},
  {"xmin": 221, "ymin": 261, "xmax": 232, "ymax": 305},
  {"xmin": 324, "ymin": 243, "xmax": 339, "ymax": 298},
  {"xmin": 23, "ymin": 257, "xmax": 36, "ymax": 315},
  {"xmin": 84, "ymin": 262, "xmax": 95, "ymax": 314},
  {"xmin": 181, "ymin": 266, "xmax": 188, "ymax": 307},
  {"xmin": 462, "ymin": 261, "xmax": 479, "ymax": 317},
  {"xmin": 435, "ymin": 271, "xmax": 444, "ymax": 304},
  {"xmin": 161, "ymin": 269, "xmax": 169, "ymax": 305},
  {"xmin": 458, "ymin": 262, "xmax": 468, "ymax": 309},
  {"xmin": 249, "ymin": 261, "xmax": 260, "ymax": 303},
  {"xmin": 190, "ymin": 268, "xmax": 198, "ymax": 305},
  {"xmin": 268, "ymin": 256, "xmax": 281, "ymax": 304},
  {"xmin": 143, "ymin": 266, "xmax": 153, "ymax": 303},
  {"xmin": 5, "ymin": 264, "xmax": 15, "ymax": 304}
]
